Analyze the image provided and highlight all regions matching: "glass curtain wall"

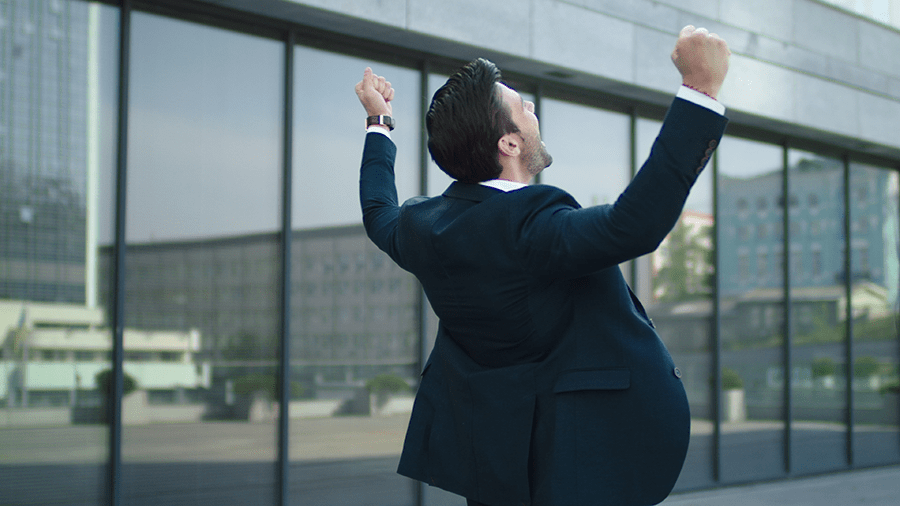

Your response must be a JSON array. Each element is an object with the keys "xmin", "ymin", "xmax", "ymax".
[
  {"xmin": 717, "ymin": 136, "xmax": 788, "ymax": 483},
  {"xmin": 3, "ymin": 3, "xmax": 900, "ymax": 505},
  {"xmin": 123, "ymin": 12, "xmax": 284, "ymax": 505},
  {"xmin": 850, "ymin": 163, "xmax": 900, "ymax": 467},
  {"xmin": 787, "ymin": 149, "xmax": 848, "ymax": 475},
  {"xmin": 289, "ymin": 46, "xmax": 420, "ymax": 506},
  {"xmin": 637, "ymin": 118, "xmax": 716, "ymax": 490},
  {"xmin": 0, "ymin": 1, "xmax": 117, "ymax": 505}
]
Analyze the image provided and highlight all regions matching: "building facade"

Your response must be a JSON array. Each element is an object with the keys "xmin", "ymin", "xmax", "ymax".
[
  {"xmin": 1, "ymin": 1, "xmax": 899, "ymax": 505},
  {"xmin": 0, "ymin": 0, "xmax": 94, "ymax": 305}
]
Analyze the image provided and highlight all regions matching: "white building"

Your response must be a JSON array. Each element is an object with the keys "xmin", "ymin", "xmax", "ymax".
[{"xmin": 1, "ymin": 300, "xmax": 209, "ymax": 408}]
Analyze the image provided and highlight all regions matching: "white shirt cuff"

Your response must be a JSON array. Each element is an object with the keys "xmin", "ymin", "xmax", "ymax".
[
  {"xmin": 366, "ymin": 125, "xmax": 392, "ymax": 139},
  {"xmin": 677, "ymin": 86, "xmax": 726, "ymax": 116}
]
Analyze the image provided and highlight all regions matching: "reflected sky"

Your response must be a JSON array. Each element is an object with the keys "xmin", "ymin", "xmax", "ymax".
[
  {"xmin": 293, "ymin": 48, "xmax": 419, "ymax": 229},
  {"xmin": 125, "ymin": 13, "xmax": 282, "ymax": 243},
  {"xmin": 540, "ymin": 99, "xmax": 629, "ymax": 207}
]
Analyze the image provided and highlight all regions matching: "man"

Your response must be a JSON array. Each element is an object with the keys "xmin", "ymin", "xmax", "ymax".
[{"xmin": 356, "ymin": 25, "xmax": 730, "ymax": 506}]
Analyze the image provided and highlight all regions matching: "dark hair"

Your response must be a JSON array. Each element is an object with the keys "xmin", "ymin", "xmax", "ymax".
[{"xmin": 426, "ymin": 58, "xmax": 519, "ymax": 183}]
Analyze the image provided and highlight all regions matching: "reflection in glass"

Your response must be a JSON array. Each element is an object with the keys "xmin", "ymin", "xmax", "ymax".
[
  {"xmin": 850, "ymin": 164, "xmax": 900, "ymax": 467},
  {"xmin": 718, "ymin": 136, "xmax": 787, "ymax": 483},
  {"xmin": 0, "ymin": 1, "xmax": 116, "ymax": 504},
  {"xmin": 290, "ymin": 47, "xmax": 420, "ymax": 505},
  {"xmin": 540, "ymin": 98, "xmax": 631, "ymax": 283},
  {"xmin": 123, "ymin": 13, "xmax": 283, "ymax": 504},
  {"xmin": 638, "ymin": 119, "xmax": 716, "ymax": 490},
  {"xmin": 787, "ymin": 149, "xmax": 848, "ymax": 475},
  {"xmin": 539, "ymin": 99, "xmax": 629, "ymax": 208},
  {"xmin": 426, "ymin": 74, "xmax": 453, "ymax": 198}
]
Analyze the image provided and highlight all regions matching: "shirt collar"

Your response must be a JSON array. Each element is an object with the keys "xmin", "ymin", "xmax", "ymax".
[{"xmin": 478, "ymin": 179, "xmax": 528, "ymax": 192}]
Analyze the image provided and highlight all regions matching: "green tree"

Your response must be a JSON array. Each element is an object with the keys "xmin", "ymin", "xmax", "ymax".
[{"xmin": 653, "ymin": 220, "xmax": 713, "ymax": 302}]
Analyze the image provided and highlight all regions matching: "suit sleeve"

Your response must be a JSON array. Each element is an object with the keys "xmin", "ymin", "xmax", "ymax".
[
  {"xmin": 518, "ymin": 97, "xmax": 728, "ymax": 279},
  {"xmin": 359, "ymin": 132, "xmax": 406, "ymax": 267}
]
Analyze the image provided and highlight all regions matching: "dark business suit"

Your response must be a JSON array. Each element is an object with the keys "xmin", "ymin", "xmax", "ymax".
[{"xmin": 359, "ymin": 96, "xmax": 728, "ymax": 506}]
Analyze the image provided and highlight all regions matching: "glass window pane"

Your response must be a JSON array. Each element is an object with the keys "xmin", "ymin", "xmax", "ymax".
[
  {"xmin": 539, "ymin": 99, "xmax": 629, "ymax": 207},
  {"xmin": 124, "ymin": 13, "xmax": 283, "ymax": 504},
  {"xmin": 426, "ymin": 73, "xmax": 453, "ymax": 198},
  {"xmin": 850, "ymin": 163, "xmax": 900, "ymax": 467},
  {"xmin": 718, "ymin": 136, "xmax": 787, "ymax": 483},
  {"xmin": 638, "ymin": 119, "xmax": 715, "ymax": 490},
  {"xmin": 290, "ymin": 47, "xmax": 419, "ymax": 505},
  {"xmin": 1, "ymin": 1, "xmax": 116, "ymax": 504},
  {"xmin": 539, "ymin": 98, "xmax": 631, "ymax": 283},
  {"xmin": 787, "ymin": 149, "xmax": 848, "ymax": 475}
]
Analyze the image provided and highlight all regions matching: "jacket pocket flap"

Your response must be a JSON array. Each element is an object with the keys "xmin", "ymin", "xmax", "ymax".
[{"xmin": 553, "ymin": 368, "xmax": 630, "ymax": 393}]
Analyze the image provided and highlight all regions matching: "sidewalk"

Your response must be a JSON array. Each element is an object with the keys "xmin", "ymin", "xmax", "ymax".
[{"xmin": 661, "ymin": 465, "xmax": 900, "ymax": 505}]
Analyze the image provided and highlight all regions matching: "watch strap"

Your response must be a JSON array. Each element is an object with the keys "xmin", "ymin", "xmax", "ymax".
[{"xmin": 366, "ymin": 115, "xmax": 395, "ymax": 131}]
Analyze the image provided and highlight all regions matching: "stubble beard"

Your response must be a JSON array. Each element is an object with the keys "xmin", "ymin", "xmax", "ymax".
[{"xmin": 524, "ymin": 136, "xmax": 553, "ymax": 177}]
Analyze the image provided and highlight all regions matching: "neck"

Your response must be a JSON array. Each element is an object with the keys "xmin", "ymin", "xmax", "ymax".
[{"xmin": 497, "ymin": 164, "xmax": 533, "ymax": 185}]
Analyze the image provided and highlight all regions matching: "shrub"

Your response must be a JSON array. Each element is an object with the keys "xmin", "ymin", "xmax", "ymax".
[
  {"xmin": 721, "ymin": 368, "xmax": 744, "ymax": 390},
  {"xmin": 365, "ymin": 374, "xmax": 410, "ymax": 395},
  {"xmin": 95, "ymin": 369, "xmax": 138, "ymax": 397},
  {"xmin": 811, "ymin": 357, "xmax": 836, "ymax": 378},
  {"xmin": 232, "ymin": 374, "xmax": 307, "ymax": 400},
  {"xmin": 854, "ymin": 356, "xmax": 880, "ymax": 378}
]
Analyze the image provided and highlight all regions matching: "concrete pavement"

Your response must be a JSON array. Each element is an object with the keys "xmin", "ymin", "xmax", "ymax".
[{"xmin": 661, "ymin": 465, "xmax": 900, "ymax": 506}]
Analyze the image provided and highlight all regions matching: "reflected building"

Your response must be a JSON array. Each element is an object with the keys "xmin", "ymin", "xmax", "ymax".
[
  {"xmin": 97, "ymin": 225, "xmax": 418, "ymax": 397},
  {"xmin": 720, "ymin": 157, "xmax": 893, "ymax": 295},
  {"xmin": 0, "ymin": 299, "xmax": 208, "ymax": 410},
  {"xmin": 0, "ymin": 0, "xmax": 96, "ymax": 305},
  {"xmin": 718, "ymin": 157, "xmax": 895, "ymax": 347}
]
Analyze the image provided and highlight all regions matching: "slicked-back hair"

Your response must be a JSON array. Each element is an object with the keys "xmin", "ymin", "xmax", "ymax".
[{"xmin": 426, "ymin": 58, "xmax": 519, "ymax": 183}]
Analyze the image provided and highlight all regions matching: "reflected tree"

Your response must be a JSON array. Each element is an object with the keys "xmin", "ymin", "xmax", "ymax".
[{"xmin": 654, "ymin": 219, "xmax": 713, "ymax": 302}]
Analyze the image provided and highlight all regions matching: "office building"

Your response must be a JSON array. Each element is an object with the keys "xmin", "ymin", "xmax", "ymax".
[{"xmin": 0, "ymin": 1, "xmax": 898, "ymax": 505}]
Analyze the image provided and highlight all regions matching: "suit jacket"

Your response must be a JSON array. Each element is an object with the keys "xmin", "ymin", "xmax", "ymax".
[{"xmin": 359, "ymin": 97, "xmax": 728, "ymax": 506}]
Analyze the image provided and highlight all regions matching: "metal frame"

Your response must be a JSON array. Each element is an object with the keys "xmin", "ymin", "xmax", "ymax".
[
  {"xmin": 108, "ymin": 2, "xmax": 131, "ymax": 505},
  {"xmin": 782, "ymin": 142, "xmax": 794, "ymax": 475},
  {"xmin": 277, "ymin": 30, "xmax": 295, "ymax": 506},
  {"xmin": 843, "ymin": 154, "xmax": 856, "ymax": 468}
]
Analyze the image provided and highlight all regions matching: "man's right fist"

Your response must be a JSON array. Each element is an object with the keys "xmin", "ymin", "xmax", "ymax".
[{"xmin": 671, "ymin": 25, "xmax": 730, "ymax": 100}]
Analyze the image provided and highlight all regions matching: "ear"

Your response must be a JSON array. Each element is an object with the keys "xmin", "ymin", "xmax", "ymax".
[{"xmin": 498, "ymin": 133, "xmax": 521, "ymax": 158}]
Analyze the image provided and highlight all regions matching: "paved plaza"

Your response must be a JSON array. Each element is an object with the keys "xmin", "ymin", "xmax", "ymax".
[{"xmin": 1, "ymin": 415, "xmax": 898, "ymax": 505}]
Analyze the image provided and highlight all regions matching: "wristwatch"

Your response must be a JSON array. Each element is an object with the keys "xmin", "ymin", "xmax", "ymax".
[{"xmin": 366, "ymin": 115, "xmax": 395, "ymax": 131}]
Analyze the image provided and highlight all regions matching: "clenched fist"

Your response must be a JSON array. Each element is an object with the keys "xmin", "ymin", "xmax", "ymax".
[
  {"xmin": 671, "ymin": 25, "xmax": 730, "ymax": 99},
  {"xmin": 355, "ymin": 67, "xmax": 394, "ymax": 117}
]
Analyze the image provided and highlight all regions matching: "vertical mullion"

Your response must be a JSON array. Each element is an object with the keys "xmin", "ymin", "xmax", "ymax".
[
  {"xmin": 844, "ymin": 157, "xmax": 856, "ymax": 460},
  {"xmin": 628, "ymin": 111, "xmax": 637, "ymax": 286},
  {"xmin": 712, "ymin": 152, "xmax": 722, "ymax": 483},
  {"xmin": 782, "ymin": 143, "xmax": 793, "ymax": 475},
  {"xmin": 843, "ymin": 154, "xmax": 854, "ymax": 468},
  {"xmin": 277, "ymin": 31, "xmax": 295, "ymax": 506},
  {"xmin": 109, "ymin": 2, "xmax": 131, "ymax": 505},
  {"xmin": 533, "ymin": 84, "xmax": 544, "ymax": 186},
  {"xmin": 415, "ymin": 61, "xmax": 429, "ymax": 506}
]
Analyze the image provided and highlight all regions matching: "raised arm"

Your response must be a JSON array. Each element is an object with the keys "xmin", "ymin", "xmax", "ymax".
[
  {"xmin": 520, "ymin": 26, "xmax": 731, "ymax": 279},
  {"xmin": 356, "ymin": 68, "xmax": 405, "ymax": 265}
]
